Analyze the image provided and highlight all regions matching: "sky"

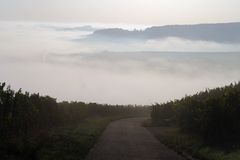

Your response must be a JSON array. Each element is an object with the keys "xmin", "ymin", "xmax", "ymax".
[{"xmin": 1, "ymin": 0, "xmax": 240, "ymax": 25}]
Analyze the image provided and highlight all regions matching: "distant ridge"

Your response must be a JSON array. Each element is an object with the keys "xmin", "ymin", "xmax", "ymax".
[{"xmin": 88, "ymin": 22, "xmax": 240, "ymax": 43}]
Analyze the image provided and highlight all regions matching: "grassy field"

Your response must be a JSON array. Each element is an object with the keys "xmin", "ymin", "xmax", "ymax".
[
  {"xmin": 146, "ymin": 123, "xmax": 240, "ymax": 160},
  {"xmin": 2, "ymin": 116, "xmax": 124, "ymax": 160}
]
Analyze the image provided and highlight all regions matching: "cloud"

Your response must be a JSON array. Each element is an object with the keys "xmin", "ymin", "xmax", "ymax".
[
  {"xmin": 75, "ymin": 36, "xmax": 240, "ymax": 53},
  {"xmin": 41, "ymin": 24, "xmax": 100, "ymax": 32},
  {"xmin": 44, "ymin": 51, "xmax": 240, "ymax": 79}
]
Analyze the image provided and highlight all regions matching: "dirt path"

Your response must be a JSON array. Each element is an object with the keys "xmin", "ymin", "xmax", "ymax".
[{"xmin": 86, "ymin": 118, "xmax": 185, "ymax": 160}]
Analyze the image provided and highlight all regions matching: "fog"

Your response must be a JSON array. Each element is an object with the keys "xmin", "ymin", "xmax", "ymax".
[{"xmin": 1, "ymin": 21, "xmax": 240, "ymax": 104}]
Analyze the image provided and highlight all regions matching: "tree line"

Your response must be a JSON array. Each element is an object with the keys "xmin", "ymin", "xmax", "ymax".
[
  {"xmin": 151, "ymin": 82, "xmax": 240, "ymax": 146},
  {"xmin": 0, "ymin": 82, "xmax": 149, "ymax": 156}
]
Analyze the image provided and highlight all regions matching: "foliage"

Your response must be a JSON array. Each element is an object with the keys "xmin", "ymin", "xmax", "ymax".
[
  {"xmin": 151, "ymin": 82, "xmax": 240, "ymax": 146},
  {"xmin": 147, "ymin": 126, "xmax": 240, "ymax": 160},
  {"xmin": 37, "ymin": 117, "xmax": 116, "ymax": 160},
  {"xmin": 0, "ymin": 82, "xmax": 149, "ymax": 159}
]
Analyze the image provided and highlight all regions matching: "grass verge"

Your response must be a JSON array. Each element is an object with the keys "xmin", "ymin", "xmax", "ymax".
[
  {"xmin": 1, "ymin": 116, "xmax": 120, "ymax": 160},
  {"xmin": 36, "ymin": 116, "xmax": 114, "ymax": 160},
  {"xmin": 145, "ymin": 121, "xmax": 240, "ymax": 160}
]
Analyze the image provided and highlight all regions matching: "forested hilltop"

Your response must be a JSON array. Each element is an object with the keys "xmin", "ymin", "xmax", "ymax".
[
  {"xmin": 0, "ymin": 82, "xmax": 149, "ymax": 160},
  {"xmin": 89, "ymin": 22, "xmax": 240, "ymax": 43}
]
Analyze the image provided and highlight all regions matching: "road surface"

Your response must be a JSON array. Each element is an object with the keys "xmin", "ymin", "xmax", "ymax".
[{"xmin": 86, "ymin": 118, "xmax": 185, "ymax": 160}]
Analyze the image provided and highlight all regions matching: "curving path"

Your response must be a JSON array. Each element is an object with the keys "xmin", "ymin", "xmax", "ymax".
[{"xmin": 86, "ymin": 118, "xmax": 186, "ymax": 160}]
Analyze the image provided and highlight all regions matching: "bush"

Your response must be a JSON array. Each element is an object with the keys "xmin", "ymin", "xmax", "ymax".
[{"xmin": 151, "ymin": 82, "xmax": 240, "ymax": 146}]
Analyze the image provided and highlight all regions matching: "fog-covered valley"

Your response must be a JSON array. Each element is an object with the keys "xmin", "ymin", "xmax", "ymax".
[{"xmin": 1, "ymin": 21, "xmax": 240, "ymax": 104}]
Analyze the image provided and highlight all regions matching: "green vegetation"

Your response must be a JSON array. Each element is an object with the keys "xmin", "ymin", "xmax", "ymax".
[
  {"xmin": 36, "ymin": 117, "xmax": 117, "ymax": 160},
  {"xmin": 0, "ymin": 82, "xmax": 149, "ymax": 160},
  {"xmin": 147, "ymin": 126, "xmax": 240, "ymax": 160},
  {"xmin": 150, "ymin": 82, "xmax": 240, "ymax": 160}
]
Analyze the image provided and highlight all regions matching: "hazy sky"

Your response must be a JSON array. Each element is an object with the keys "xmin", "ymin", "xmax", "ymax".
[{"xmin": 1, "ymin": 0, "xmax": 240, "ymax": 25}]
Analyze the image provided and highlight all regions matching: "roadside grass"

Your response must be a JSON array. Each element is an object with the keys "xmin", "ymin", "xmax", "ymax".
[
  {"xmin": 1, "ymin": 116, "xmax": 121, "ymax": 160},
  {"xmin": 36, "ymin": 116, "xmax": 113, "ymax": 160},
  {"xmin": 145, "ymin": 121, "xmax": 240, "ymax": 160}
]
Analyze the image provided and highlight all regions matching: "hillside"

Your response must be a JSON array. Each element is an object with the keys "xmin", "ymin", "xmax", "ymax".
[{"xmin": 89, "ymin": 22, "xmax": 240, "ymax": 43}]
